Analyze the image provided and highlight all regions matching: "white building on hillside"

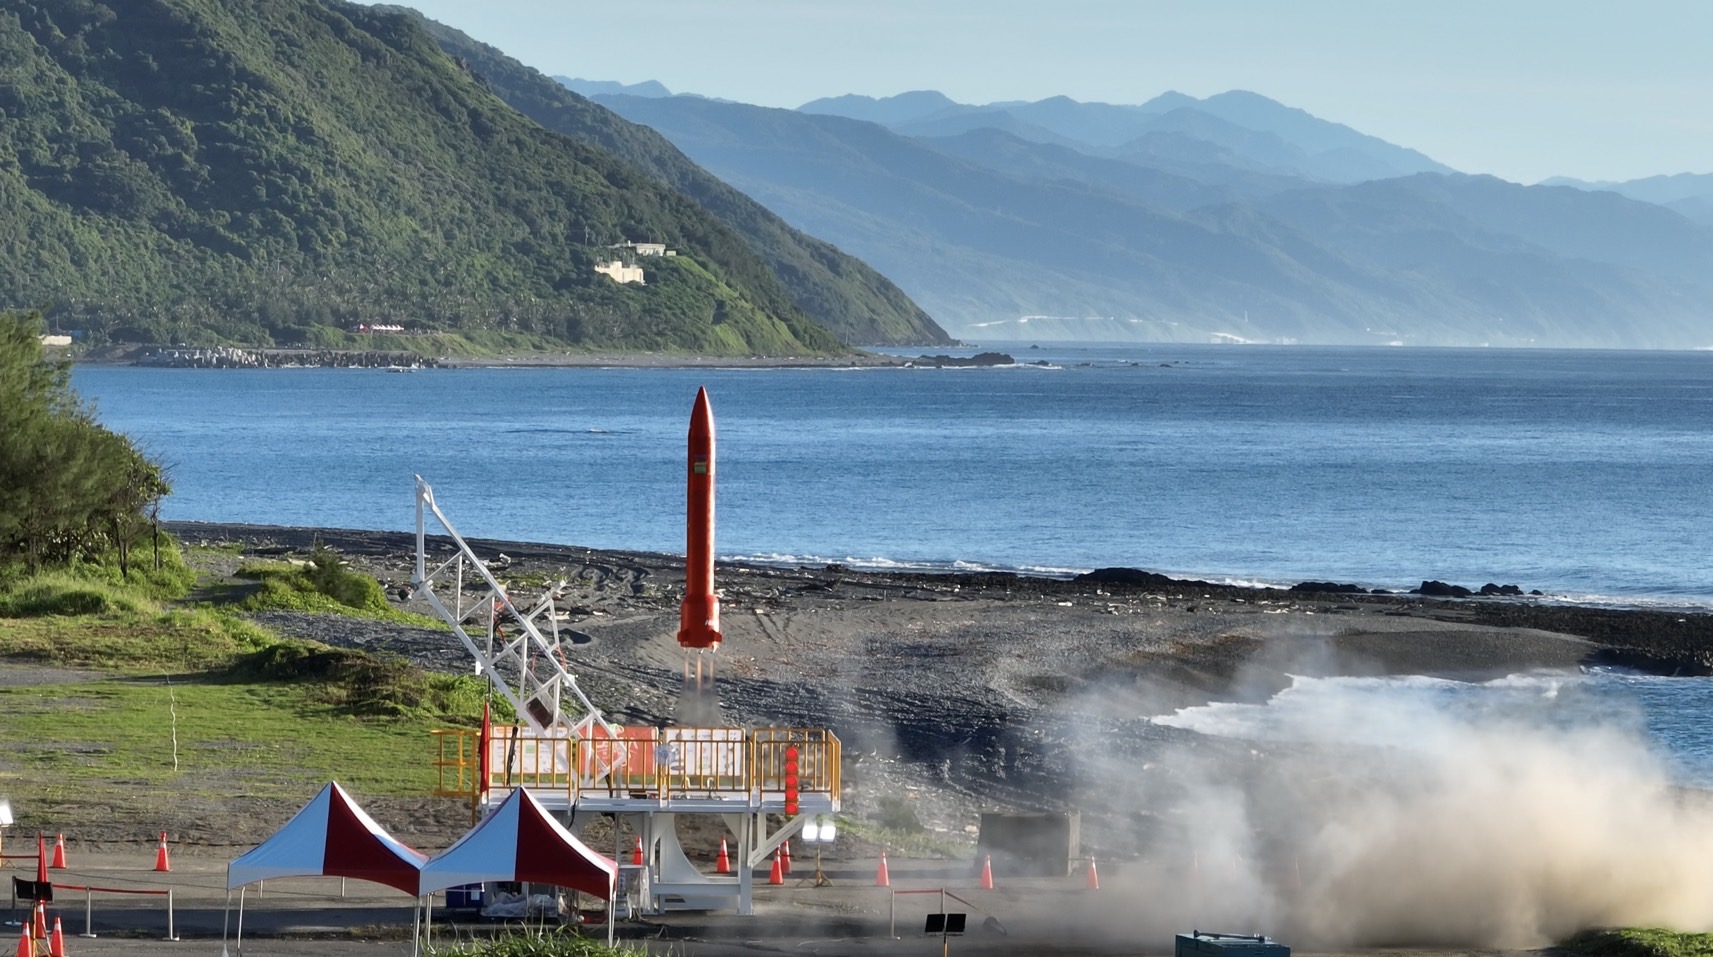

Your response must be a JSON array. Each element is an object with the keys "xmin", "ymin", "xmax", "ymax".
[
  {"xmin": 594, "ymin": 260, "xmax": 646, "ymax": 284},
  {"xmin": 613, "ymin": 240, "xmax": 675, "ymax": 257}
]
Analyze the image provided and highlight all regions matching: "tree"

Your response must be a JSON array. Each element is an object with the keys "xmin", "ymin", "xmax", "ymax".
[{"xmin": 0, "ymin": 310, "xmax": 170, "ymax": 572}]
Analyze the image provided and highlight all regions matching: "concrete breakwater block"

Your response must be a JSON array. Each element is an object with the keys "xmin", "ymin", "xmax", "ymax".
[{"xmin": 975, "ymin": 811, "xmax": 1079, "ymax": 877}]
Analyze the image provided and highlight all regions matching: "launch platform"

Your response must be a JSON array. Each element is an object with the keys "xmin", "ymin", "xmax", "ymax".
[{"xmin": 410, "ymin": 476, "xmax": 841, "ymax": 916}]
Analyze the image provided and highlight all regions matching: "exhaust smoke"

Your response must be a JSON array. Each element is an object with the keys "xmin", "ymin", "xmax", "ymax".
[{"xmin": 1081, "ymin": 670, "xmax": 1713, "ymax": 948}]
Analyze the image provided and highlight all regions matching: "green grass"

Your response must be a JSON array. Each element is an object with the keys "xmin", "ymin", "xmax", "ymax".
[
  {"xmin": 0, "ymin": 677, "xmax": 436, "ymax": 799},
  {"xmin": 0, "ymin": 604, "xmax": 273, "ymax": 671},
  {"xmin": 1565, "ymin": 929, "xmax": 1713, "ymax": 957},
  {"xmin": 230, "ymin": 557, "xmax": 443, "ymax": 627},
  {"xmin": 0, "ymin": 535, "xmax": 494, "ymax": 816}
]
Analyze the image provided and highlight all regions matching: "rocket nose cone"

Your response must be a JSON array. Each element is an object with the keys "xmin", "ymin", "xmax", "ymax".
[{"xmin": 690, "ymin": 387, "xmax": 714, "ymax": 434}]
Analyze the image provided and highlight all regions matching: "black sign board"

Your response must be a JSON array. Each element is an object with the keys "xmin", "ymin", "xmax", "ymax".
[
  {"xmin": 924, "ymin": 913, "xmax": 966, "ymax": 935},
  {"xmin": 12, "ymin": 877, "xmax": 51, "ymax": 903}
]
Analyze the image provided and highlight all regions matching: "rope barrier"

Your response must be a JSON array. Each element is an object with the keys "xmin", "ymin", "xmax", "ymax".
[{"xmin": 46, "ymin": 882, "xmax": 177, "ymax": 941}]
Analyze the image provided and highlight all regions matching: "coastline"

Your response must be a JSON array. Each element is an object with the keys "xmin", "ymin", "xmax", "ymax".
[
  {"xmin": 11, "ymin": 519, "xmax": 1713, "ymax": 952},
  {"xmin": 76, "ymin": 345, "xmax": 1023, "ymax": 370},
  {"xmin": 165, "ymin": 519, "xmax": 1713, "ymax": 677}
]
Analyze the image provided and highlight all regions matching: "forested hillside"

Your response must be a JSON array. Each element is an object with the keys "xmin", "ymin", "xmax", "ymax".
[
  {"xmin": 0, "ymin": 0, "xmax": 845, "ymax": 355},
  {"xmin": 403, "ymin": 14, "xmax": 950, "ymax": 347}
]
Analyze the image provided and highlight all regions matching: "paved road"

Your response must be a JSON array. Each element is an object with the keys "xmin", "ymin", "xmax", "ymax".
[{"xmin": 6, "ymin": 850, "xmax": 1143, "ymax": 956}]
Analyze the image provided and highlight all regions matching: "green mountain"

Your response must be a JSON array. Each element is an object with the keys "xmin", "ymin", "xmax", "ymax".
[
  {"xmin": 401, "ymin": 15, "xmax": 949, "ymax": 347},
  {"xmin": 0, "ymin": 0, "xmax": 847, "ymax": 355}
]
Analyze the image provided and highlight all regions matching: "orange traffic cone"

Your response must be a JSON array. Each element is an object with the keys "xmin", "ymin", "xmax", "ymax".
[
  {"xmin": 153, "ymin": 832, "xmax": 171, "ymax": 872},
  {"xmin": 1085, "ymin": 856, "xmax": 1100, "ymax": 891},
  {"xmin": 631, "ymin": 837, "xmax": 643, "ymax": 866},
  {"xmin": 979, "ymin": 854, "xmax": 994, "ymax": 890},
  {"xmin": 15, "ymin": 921, "xmax": 30, "ymax": 957},
  {"xmin": 48, "ymin": 917, "xmax": 64, "ymax": 957},
  {"xmin": 31, "ymin": 903, "xmax": 46, "ymax": 943},
  {"xmin": 768, "ymin": 850, "xmax": 783, "ymax": 885},
  {"xmin": 715, "ymin": 838, "xmax": 731, "ymax": 874},
  {"xmin": 875, "ymin": 851, "xmax": 890, "ymax": 887},
  {"xmin": 50, "ymin": 834, "xmax": 66, "ymax": 870},
  {"xmin": 780, "ymin": 839, "xmax": 792, "ymax": 876}
]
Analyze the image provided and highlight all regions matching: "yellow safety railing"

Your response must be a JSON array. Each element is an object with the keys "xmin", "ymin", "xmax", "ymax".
[
  {"xmin": 430, "ymin": 728, "xmax": 478, "ymax": 798},
  {"xmin": 751, "ymin": 728, "xmax": 842, "ymax": 796},
  {"xmin": 432, "ymin": 725, "xmax": 841, "ymax": 802}
]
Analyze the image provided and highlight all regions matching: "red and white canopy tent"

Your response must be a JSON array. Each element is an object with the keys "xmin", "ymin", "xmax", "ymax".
[
  {"xmin": 222, "ymin": 781, "xmax": 428, "ymax": 953},
  {"xmin": 417, "ymin": 786, "xmax": 620, "ymax": 947}
]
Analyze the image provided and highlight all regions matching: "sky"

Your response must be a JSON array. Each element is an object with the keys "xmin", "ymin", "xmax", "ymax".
[{"xmin": 390, "ymin": 1, "xmax": 1713, "ymax": 185}]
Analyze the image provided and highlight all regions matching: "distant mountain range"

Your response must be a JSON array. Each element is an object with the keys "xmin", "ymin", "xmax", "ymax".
[
  {"xmin": 804, "ymin": 89, "xmax": 1452, "ymax": 185},
  {"xmin": 553, "ymin": 77, "xmax": 674, "ymax": 99},
  {"xmin": 1541, "ymin": 173, "xmax": 1713, "ymax": 228},
  {"xmin": 573, "ymin": 85, "xmax": 1713, "ymax": 347}
]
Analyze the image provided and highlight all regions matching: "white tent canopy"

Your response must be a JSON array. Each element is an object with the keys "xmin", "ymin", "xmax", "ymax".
[
  {"xmin": 226, "ymin": 781, "xmax": 427, "ymax": 894},
  {"xmin": 418, "ymin": 787, "xmax": 617, "ymax": 900}
]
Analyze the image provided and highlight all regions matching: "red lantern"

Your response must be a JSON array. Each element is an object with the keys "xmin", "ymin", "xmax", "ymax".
[{"xmin": 784, "ymin": 745, "xmax": 800, "ymax": 815}]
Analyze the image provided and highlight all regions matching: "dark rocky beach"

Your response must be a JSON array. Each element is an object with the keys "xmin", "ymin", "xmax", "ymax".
[
  {"xmin": 157, "ymin": 522, "xmax": 1713, "ymax": 856},
  {"xmin": 12, "ymin": 521, "xmax": 1713, "ymax": 953}
]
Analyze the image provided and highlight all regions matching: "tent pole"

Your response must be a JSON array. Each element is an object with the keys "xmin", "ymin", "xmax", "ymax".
[
  {"xmin": 425, "ymin": 893, "xmax": 432, "ymax": 948},
  {"xmin": 236, "ymin": 885, "xmax": 245, "ymax": 954},
  {"xmin": 411, "ymin": 896, "xmax": 422, "ymax": 957},
  {"xmin": 220, "ymin": 890, "xmax": 230, "ymax": 956},
  {"xmin": 607, "ymin": 872, "xmax": 615, "ymax": 948}
]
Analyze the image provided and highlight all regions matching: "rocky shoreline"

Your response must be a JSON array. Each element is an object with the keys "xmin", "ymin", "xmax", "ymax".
[
  {"xmin": 11, "ymin": 520, "xmax": 1710, "ymax": 949},
  {"xmin": 130, "ymin": 346, "xmax": 443, "ymax": 369},
  {"xmin": 160, "ymin": 521, "xmax": 1713, "ymax": 848},
  {"xmin": 81, "ymin": 346, "xmax": 1026, "ymax": 370}
]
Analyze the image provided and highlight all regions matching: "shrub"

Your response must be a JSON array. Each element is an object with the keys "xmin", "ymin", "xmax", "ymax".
[{"xmin": 0, "ymin": 570, "xmax": 155, "ymax": 617}]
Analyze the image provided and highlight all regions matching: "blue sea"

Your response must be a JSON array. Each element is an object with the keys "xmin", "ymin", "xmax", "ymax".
[
  {"xmin": 72, "ymin": 343, "xmax": 1713, "ymax": 607},
  {"xmin": 68, "ymin": 342, "xmax": 1713, "ymax": 782}
]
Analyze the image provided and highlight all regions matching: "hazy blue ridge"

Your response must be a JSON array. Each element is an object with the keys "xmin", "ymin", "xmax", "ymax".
[
  {"xmin": 595, "ymin": 92, "xmax": 1419, "ymax": 345},
  {"xmin": 799, "ymin": 88, "xmax": 1452, "ymax": 184},
  {"xmin": 798, "ymin": 89, "xmax": 960, "ymax": 125},
  {"xmin": 552, "ymin": 76, "xmax": 673, "ymax": 98},
  {"xmin": 1543, "ymin": 172, "xmax": 1713, "ymax": 227},
  {"xmin": 592, "ymin": 89, "xmax": 1713, "ymax": 348}
]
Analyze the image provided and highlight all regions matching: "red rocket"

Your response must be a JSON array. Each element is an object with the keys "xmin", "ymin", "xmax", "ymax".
[{"xmin": 677, "ymin": 387, "xmax": 722, "ymax": 650}]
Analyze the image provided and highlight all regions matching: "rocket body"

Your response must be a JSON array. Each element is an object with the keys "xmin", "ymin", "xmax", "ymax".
[{"xmin": 677, "ymin": 387, "xmax": 722, "ymax": 650}]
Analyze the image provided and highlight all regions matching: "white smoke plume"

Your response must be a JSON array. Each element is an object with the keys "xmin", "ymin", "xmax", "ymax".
[{"xmin": 1082, "ymin": 669, "xmax": 1713, "ymax": 949}]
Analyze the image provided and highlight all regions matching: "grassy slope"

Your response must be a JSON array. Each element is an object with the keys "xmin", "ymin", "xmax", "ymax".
[
  {"xmin": 402, "ymin": 12, "xmax": 953, "ymax": 348},
  {"xmin": 0, "ymin": 542, "xmax": 485, "ymax": 813},
  {"xmin": 0, "ymin": 0, "xmax": 843, "ymax": 355}
]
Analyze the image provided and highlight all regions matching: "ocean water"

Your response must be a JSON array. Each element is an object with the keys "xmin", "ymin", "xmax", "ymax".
[
  {"xmin": 66, "ymin": 343, "xmax": 1713, "ymax": 781},
  {"xmin": 72, "ymin": 343, "xmax": 1713, "ymax": 607}
]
